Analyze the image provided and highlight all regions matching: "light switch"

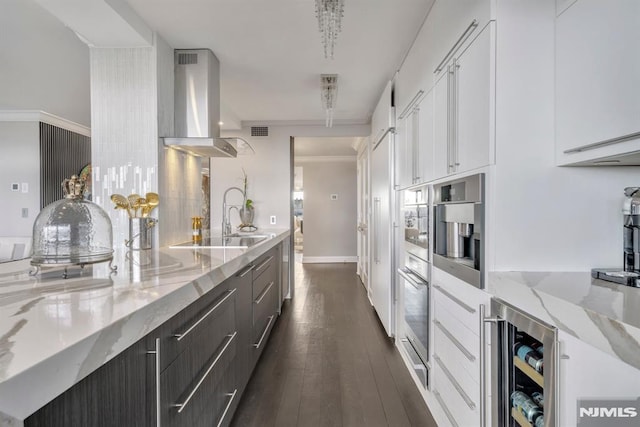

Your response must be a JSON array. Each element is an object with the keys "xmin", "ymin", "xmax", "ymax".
[
  {"xmin": 270, "ymin": 215, "xmax": 276, "ymax": 225},
  {"xmin": 21, "ymin": 183, "xmax": 28, "ymax": 193},
  {"xmin": 11, "ymin": 183, "xmax": 19, "ymax": 192}
]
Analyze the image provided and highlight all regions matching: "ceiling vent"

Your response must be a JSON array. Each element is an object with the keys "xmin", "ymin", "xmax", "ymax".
[
  {"xmin": 251, "ymin": 126, "xmax": 269, "ymax": 137},
  {"xmin": 177, "ymin": 53, "xmax": 198, "ymax": 65}
]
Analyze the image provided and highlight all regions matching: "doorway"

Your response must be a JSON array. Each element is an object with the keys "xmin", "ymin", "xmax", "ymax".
[{"xmin": 291, "ymin": 137, "xmax": 364, "ymax": 266}]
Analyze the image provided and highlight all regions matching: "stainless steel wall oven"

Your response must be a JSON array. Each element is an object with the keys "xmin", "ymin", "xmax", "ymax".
[{"xmin": 398, "ymin": 184, "xmax": 430, "ymax": 388}]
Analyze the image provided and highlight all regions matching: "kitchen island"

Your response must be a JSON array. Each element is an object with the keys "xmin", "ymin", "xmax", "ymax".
[{"xmin": 0, "ymin": 229, "xmax": 290, "ymax": 426}]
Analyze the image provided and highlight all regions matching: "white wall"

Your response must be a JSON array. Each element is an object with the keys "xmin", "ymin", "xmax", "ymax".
[
  {"xmin": 299, "ymin": 160, "xmax": 357, "ymax": 262},
  {"xmin": 0, "ymin": 0, "xmax": 90, "ymax": 127},
  {"xmin": 490, "ymin": 0, "xmax": 640, "ymax": 271},
  {"xmin": 0, "ymin": 122, "xmax": 40, "ymax": 237},
  {"xmin": 213, "ymin": 123, "xmax": 368, "ymax": 233}
]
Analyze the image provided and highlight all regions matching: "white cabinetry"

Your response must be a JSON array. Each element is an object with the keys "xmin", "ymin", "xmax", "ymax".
[
  {"xmin": 558, "ymin": 330, "xmax": 640, "ymax": 426},
  {"xmin": 555, "ymin": 0, "xmax": 640, "ymax": 165},
  {"xmin": 431, "ymin": 267, "xmax": 491, "ymax": 427},
  {"xmin": 396, "ymin": 89, "xmax": 435, "ymax": 189},
  {"xmin": 371, "ymin": 81, "xmax": 395, "ymax": 146},
  {"xmin": 433, "ymin": 23, "xmax": 493, "ymax": 179},
  {"xmin": 370, "ymin": 133, "xmax": 394, "ymax": 337}
]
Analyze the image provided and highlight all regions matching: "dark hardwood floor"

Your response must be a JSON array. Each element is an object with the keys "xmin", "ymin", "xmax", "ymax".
[{"xmin": 230, "ymin": 262, "xmax": 437, "ymax": 427}]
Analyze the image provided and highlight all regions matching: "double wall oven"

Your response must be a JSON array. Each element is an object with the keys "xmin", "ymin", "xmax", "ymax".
[{"xmin": 398, "ymin": 184, "xmax": 431, "ymax": 388}]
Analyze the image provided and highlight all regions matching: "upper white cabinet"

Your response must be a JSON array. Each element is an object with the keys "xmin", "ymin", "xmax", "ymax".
[
  {"xmin": 555, "ymin": 0, "xmax": 640, "ymax": 165},
  {"xmin": 396, "ymin": 89, "xmax": 435, "ymax": 189},
  {"xmin": 395, "ymin": 0, "xmax": 492, "ymax": 116},
  {"xmin": 371, "ymin": 80, "xmax": 395, "ymax": 145},
  {"xmin": 433, "ymin": 23, "xmax": 494, "ymax": 179}
]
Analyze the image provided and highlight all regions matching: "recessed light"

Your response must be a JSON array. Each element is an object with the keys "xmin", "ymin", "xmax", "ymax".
[{"xmin": 218, "ymin": 121, "xmax": 224, "ymax": 126}]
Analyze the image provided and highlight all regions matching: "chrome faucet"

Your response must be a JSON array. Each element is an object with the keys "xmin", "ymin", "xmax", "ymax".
[{"xmin": 222, "ymin": 186, "xmax": 245, "ymax": 237}]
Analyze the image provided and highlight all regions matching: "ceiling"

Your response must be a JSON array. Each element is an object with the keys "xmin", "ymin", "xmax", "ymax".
[{"xmin": 124, "ymin": 0, "xmax": 434, "ymax": 127}]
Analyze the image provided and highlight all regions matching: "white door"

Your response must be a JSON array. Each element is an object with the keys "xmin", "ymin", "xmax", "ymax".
[
  {"xmin": 456, "ymin": 24, "xmax": 491, "ymax": 174},
  {"xmin": 357, "ymin": 147, "xmax": 369, "ymax": 290},
  {"xmin": 370, "ymin": 133, "xmax": 393, "ymax": 337}
]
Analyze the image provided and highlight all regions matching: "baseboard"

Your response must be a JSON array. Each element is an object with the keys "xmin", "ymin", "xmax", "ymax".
[{"xmin": 301, "ymin": 256, "xmax": 357, "ymax": 264}]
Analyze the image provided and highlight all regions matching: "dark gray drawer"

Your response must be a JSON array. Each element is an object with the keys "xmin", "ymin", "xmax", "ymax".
[
  {"xmin": 252, "ymin": 261, "xmax": 275, "ymax": 301},
  {"xmin": 194, "ymin": 366, "xmax": 238, "ymax": 427},
  {"xmin": 158, "ymin": 281, "xmax": 235, "ymax": 371},
  {"xmin": 252, "ymin": 277, "xmax": 277, "ymax": 338},
  {"xmin": 252, "ymin": 248, "xmax": 276, "ymax": 282},
  {"xmin": 160, "ymin": 303, "xmax": 237, "ymax": 427}
]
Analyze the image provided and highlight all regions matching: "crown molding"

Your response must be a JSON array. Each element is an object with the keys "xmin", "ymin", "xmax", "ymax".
[
  {"xmin": 295, "ymin": 155, "xmax": 357, "ymax": 163},
  {"xmin": 242, "ymin": 118, "xmax": 370, "ymax": 127},
  {"xmin": 0, "ymin": 110, "xmax": 91, "ymax": 137}
]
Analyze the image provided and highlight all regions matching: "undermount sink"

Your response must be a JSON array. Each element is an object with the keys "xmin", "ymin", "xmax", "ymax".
[{"xmin": 169, "ymin": 234, "xmax": 268, "ymax": 249}]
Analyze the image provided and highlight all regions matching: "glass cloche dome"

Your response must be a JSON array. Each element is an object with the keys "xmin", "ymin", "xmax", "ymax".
[{"xmin": 31, "ymin": 175, "xmax": 114, "ymax": 267}]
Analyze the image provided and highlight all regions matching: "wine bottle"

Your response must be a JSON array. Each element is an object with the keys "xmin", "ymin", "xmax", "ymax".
[{"xmin": 514, "ymin": 342, "xmax": 544, "ymax": 373}]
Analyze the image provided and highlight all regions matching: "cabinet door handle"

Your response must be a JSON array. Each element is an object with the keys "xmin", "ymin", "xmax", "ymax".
[
  {"xmin": 255, "ymin": 255, "xmax": 274, "ymax": 273},
  {"xmin": 434, "ymin": 355, "xmax": 476, "ymax": 410},
  {"xmin": 254, "ymin": 315, "xmax": 275, "ymax": 349},
  {"xmin": 479, "ymin": 304, "xmax": 487, "ymax": 427},
  {"xmin": 373, "ymin": 197, "xmax": 381, "ymax": 264},
  {"xmin": 434, "ymin": 19, "xmax": 478, "ymax": 74},
  {"xmin": 237, "ymin": 264, "xmax": 255, "ymax": 278},
  {"xmin": 216, "ymin": 389, "xmax": 238, "ymax": 427},
  {"xmin": 147, "ymin": 338, "xmax": 161, "ymax": 427},
  {"xmin": 433, "ymin": 284, "xmax": 475, "ymax": 313},
  {"xmin": 434, "ymin": 319, "xmax": 475, "ymax": 362},
  {"xmin": 174, "ymin": 332, "xmax": 237, "ymax": 414},
  {"xmin": 563, "ymin": 130, "xmax": 640, "ymax": 154},
  {"xmin": 254, "ymin": 281, "xmax": 274, "ymax": 305},
  {"xmin": 433, "ymin": 390, "xmax": 459, "ymax": 427},
  {"xmin": 174, "ymin": 289, "xmax": 236, "ymax": 341}
]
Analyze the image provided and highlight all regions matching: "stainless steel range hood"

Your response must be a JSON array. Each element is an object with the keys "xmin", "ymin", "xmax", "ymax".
[{"xmin": 163, "ymin": 49, "xmax": 237, "ymax": 158}]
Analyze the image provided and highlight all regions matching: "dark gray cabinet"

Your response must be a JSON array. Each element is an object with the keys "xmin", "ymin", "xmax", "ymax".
[{"xmin": 25, "ymin": 244, "xmax": 283, "ymax": 427}]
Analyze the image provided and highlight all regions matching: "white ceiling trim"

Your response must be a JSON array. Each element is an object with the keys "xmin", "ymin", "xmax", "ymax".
[
  {"xmin": 243, "ymin": 119, "xmax": 370, "ymax": 127},
  {"xmin": 295, "ymin": 155, "xmax": 356, "ymax": 163},
  {"xmin": 0, "ymin": 110, "xmax": 91, "ymax": 136}
]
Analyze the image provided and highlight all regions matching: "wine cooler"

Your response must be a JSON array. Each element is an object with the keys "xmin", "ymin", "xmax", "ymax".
[{"xmin": 487, "ymin": 299, "xmax": 558, "ymax": 427}]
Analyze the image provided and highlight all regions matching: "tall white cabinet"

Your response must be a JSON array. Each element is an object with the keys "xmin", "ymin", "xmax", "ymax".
[{"xmin": 369, "ymin": 81, "xmax": 396, "ymax": 337}]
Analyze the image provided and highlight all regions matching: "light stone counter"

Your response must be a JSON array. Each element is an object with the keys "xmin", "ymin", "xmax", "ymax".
[
  {"xmin": 0, "ymin": 229, "xmax": 289, "ymax": 426},
  {"xmin": 489, "ymin": 271, "xmax": 640, "ymax": 371}
]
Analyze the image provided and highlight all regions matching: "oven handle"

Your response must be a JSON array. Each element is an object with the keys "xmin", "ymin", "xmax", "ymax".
[{"xmin": 397, "ymin": 268, "xmax": 427, "ymax": 289}]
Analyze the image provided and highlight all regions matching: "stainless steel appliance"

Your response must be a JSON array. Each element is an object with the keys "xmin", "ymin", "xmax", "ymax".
[
  {"xmin": 398, "ymin": 184, "xmax": 431, "ymax": 388},
  {"xmin": 485, "ymin": 299, "xmax": 558, "ymax": 427},
  {"xmin": 398, "ymin": 255, "xmax": 430, "ymax": 389},
  {"xmin": 433, "ymin": 173, "xmax": 485, "ymax": 288},
  {"xmin": 592, "ymin": 186, "xmax": 640, "ymax": 287}
]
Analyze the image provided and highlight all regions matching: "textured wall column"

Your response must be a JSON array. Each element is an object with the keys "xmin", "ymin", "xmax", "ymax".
[{"xmin": 90, "ymin": 34, "xmax": 202, "ymax": 247}]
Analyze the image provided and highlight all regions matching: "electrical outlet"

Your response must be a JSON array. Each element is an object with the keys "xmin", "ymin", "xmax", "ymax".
[{"xmin": 270, "ymin": 215, "xmax": 276, "ymax": 225}]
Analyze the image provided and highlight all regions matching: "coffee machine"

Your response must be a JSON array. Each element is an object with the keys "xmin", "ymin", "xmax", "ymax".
[
  {"xmin": 592, "ymin": 187, "xmax": 640, "ymax": 287},
  {"xmin": 433, "ymin": 174, "xmax": 485, "ymax": 289}
]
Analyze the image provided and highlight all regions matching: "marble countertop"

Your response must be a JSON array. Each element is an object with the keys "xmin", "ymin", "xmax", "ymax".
[
  {"xmin": 0, "ymin": 229, "xmax": 289, "ymax": 425},
  {"xmin": 489, "ymin": 271, "xmax": 640, "ymax": 371}
]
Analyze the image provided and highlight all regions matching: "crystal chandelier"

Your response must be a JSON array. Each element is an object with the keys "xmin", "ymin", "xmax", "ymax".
[
  {"xmin": 315, "ymin": 0, "xmax": 345, "ymax": 59},
  {"xmin": 321, "ymin": 74, "xmax": 338, "ymax": 128}
]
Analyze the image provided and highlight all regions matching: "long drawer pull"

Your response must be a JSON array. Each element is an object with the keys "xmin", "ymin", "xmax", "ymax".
[
  {"xmin": 255, "ymin": 255, "xmax": 274, "ymax": 273},
  {"xmin": 174, "ymin": 332, "xmax": 237, "ymax": 414},
  {"xmin": 216, "ymin": 389, "xmax": 238, "ymax": 427},
  {"xmin": 433, "ymin": 390, "xmax": 459, "ymax": 427},
  {"xmin": 237, "ymin": 264, "xmax": 255, "ymax": 278},
  {"xmin": 434, "ymin": 355, "xmax": 476, "ymax": 410},
  {"xmin": 433, "ymin": 284, "xmax": 475, "ymax": 314},
  {"xmin": 146, "ymin": 338, "xmax": 161, "ymax": 427},
  {"xmin": 174, "ymin": 289, "xmax": 236, "ymax": 341},
  {"xmin": 254, "ymin": 281, "xmax": 275, "ymax": 305},
  {"xmin": 253, "ymin": 315, "xmax": 275, "ymax": 349},
  {"xmin": 434, "ymin": 320, "xmax": 476, "ymax": 362}
]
